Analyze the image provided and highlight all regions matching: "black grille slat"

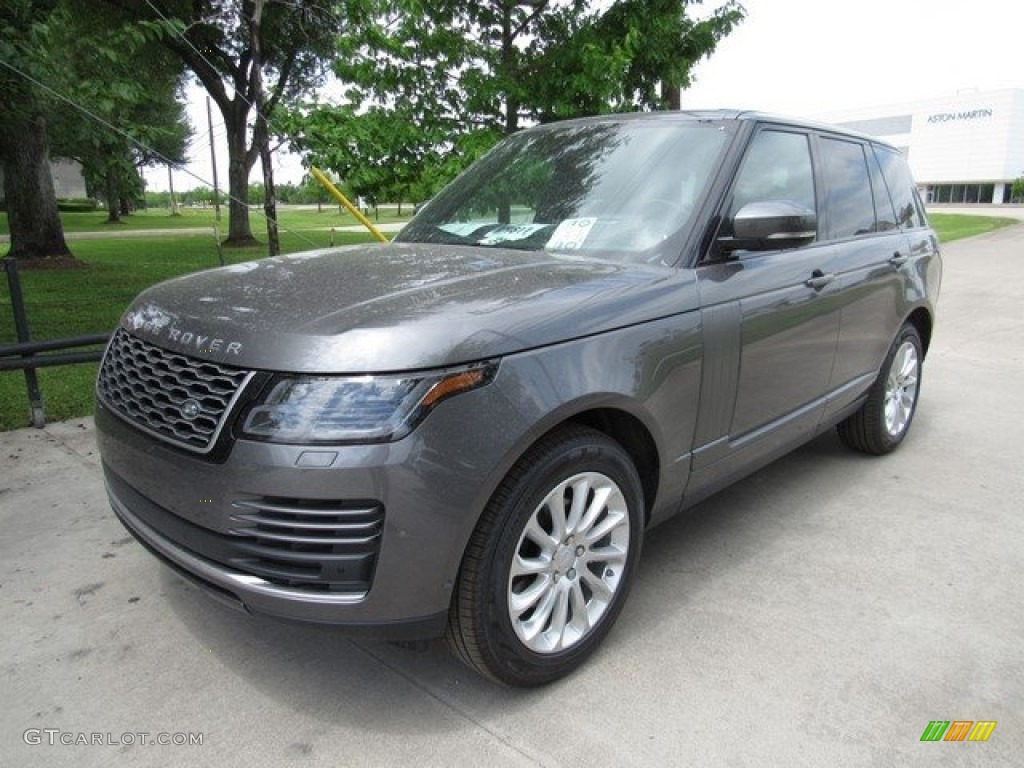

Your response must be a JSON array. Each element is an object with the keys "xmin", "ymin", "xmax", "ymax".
[
  {"xmin": 98, "ymin": 328, "xmax": 250, "ymax": 452},
  {"xmin": 226, "ymin": 497, "xmax": 385, "ymax": 590}
]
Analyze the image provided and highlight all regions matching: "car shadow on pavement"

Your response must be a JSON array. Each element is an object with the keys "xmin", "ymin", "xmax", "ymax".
[{"xmin": 159, "ymin": 427, "xmax": 898, "ymax": 724}]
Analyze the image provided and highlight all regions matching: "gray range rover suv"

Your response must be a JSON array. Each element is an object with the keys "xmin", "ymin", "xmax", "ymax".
[{"xmin": 96, "ymin": 111, "xmax": 940, "ymax": 686}]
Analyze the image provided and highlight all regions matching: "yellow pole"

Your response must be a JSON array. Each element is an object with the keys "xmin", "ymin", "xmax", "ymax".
[{"xmin": 309, "ymin": 166, "xmax": 388, "ymax": 243}]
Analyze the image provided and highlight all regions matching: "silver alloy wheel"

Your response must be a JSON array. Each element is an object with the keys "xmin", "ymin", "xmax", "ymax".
[
  {"xmin": 507, "ymin": 471, "xmax": 630, "ymax": 654},
  {"xmin": 884, "ymin": 340, "xmax": 920, "ymax": 437}
]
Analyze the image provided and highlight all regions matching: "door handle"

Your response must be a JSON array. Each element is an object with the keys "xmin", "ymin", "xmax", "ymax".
[
  {"xmin": 889, "ymin": 252, "xmax": 909, "ymax": 268},
  {"xmin": 805, "ymin": 270, "xmax": 835, "ymax": 290}
]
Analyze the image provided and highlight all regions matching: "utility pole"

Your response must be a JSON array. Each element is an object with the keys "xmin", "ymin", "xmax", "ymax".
[
  {"xmin": 207, "ymin": 96, "xmax": 221, "ymax": 222},
  {"xmin": 167, "ymin": 164, "xmax": 179, "ymax": 216}
]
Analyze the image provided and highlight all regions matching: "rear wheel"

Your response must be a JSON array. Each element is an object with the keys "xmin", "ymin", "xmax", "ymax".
[
  {"xmin": 446, "ymin": 426, "xmax": 644, "ymax": 686},
  {"xmin": 838, "ymin": 323, "xmax": 923, "ymax": 455}
]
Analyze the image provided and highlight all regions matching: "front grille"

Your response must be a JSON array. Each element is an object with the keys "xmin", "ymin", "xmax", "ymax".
[
  {"xmin": 98, "ymin": 328, "xmax": 251, "ymax": 453},
  {"xmin": 228, "ymin": 498, "xmax": 385, "ymax": 591}
]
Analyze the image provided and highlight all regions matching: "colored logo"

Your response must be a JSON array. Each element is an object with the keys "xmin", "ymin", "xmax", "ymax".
[{"xmin": 920, "ymin": 721, "xmax": 997, "ymax": 742}]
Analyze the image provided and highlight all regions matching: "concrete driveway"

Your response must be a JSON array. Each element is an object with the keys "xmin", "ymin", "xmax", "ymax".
[{"xmin": 2, "ymin": 224, "xmax": 1021, "ymax": 767}]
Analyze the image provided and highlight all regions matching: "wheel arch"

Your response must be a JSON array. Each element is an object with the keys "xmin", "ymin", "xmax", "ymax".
[
  {"xmin": 445, "ymin": 406, "xmax": 658, "ymax": 684},
  {"xmin": 548, "ymin": 407, "xmax": 661, "ymax": 526},
  {"xmin": 905, "ymin": 306, "xmax": 933, "ymax": 356}
]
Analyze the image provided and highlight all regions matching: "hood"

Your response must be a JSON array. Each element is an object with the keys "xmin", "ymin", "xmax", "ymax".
[{"xmin": 120, "ymin": 243, "xmax": 699, "ymax": 373}]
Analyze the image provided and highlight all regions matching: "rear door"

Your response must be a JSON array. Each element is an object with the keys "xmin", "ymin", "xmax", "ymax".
[{"xmin": 815, "ymin": 134, "xmax": 911, "ymax": 419}]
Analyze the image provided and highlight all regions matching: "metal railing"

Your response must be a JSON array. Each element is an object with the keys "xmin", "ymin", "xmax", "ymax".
[{"xmin": 1, "ymin": 257, "xmax": 110, "ymax": 428}]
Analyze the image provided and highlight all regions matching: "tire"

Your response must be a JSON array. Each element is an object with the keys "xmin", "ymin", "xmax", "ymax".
[
  {"xmin": 837, "ymin": 323, "xmax": 923, "ymax": 455},
  {"xmin": 445, "ymin": 425, "xmax": 644, "ymax": 686}
]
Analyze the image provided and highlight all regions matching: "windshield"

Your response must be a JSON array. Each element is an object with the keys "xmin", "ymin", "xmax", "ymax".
[{"xmin": 396, "ymin": 119, "xmax": 734, "ymax": 264}]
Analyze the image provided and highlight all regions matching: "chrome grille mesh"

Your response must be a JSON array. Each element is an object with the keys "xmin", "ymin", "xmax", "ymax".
[{"xmin": 98, "ymin": 328, "xmax": 250, "ymax": 452}]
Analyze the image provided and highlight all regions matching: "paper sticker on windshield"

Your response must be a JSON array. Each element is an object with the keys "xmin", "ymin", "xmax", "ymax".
[
  {"xmin": 439, "ymin": 222, "xmax": 491, "ymax": 238},
  {"xmin": 478, "ymin": 224, "xmax": 548, "ymax": 245},
  {"xmin": 546, "ymin": 218, "xmax": 596, "ymax": 250}
]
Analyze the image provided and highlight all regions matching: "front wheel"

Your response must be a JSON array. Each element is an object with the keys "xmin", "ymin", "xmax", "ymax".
[
  {"xmin": 838, "ymin": 323, "xmax": 924, "ymax": 455},
  {"xmin": 446, "ymin": 426, "xmax": 644, "ymax": 686}
]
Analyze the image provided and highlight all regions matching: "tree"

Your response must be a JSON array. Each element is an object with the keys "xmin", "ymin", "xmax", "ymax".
[
  {"xmin": 0, "ymin": 0, "xmax": 73, "ymax": 261},
  {"xmin": 46, "ymin": 17, "xmax": 190, "ymax": 223},
  {"xmin": 99, "ymin": 0, "xmax": 369, "ymax": 247},
  {"xmin": 287, "ymin": 0, "xmax": 744, "ymax": 203},
  {"xmin": 1012, "ymin": 176, "xmax": 1024, "ymax": 204},
  {"xmin": 1, "ymin": 0, "xmax": 190, "ymax": 259},
  {"xmin": 342, "ymin": 1, "xmax": 747, "ymax": 128},
  {"xmin": 299, "ymin": 173, "xmax": 332, "ymax": 210},
  {"xmin": 280, "ymin": 103, "xmax": 463, "ymax": 210},
  {"xmin": 247, "ymin": 183, "xmax": 266, "ymax": 205},
  {"xmin": 578, "ymin": 0, "xmax": 746, "ymax": 111}
]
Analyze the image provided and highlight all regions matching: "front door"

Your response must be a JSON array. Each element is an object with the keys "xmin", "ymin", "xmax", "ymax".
[{"xmin": 689, "ymin": 127, "xmax": 841, "ymax": 492}]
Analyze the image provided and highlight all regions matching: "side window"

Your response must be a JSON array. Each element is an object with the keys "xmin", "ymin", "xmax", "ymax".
[
  {"xmin": 874, "ymin": 146, "xmax": 926, "ymax": 230},
  {"xmin": 867, "ymin": 148, "xmax": 898, "ymax": 231},
  {"xmin": 727, "ymin": 130, "xmax": 816, "ymax": 218},
  {"xmin": 819, "ymin": 137, "xmax": 876, "ymax": 239}
]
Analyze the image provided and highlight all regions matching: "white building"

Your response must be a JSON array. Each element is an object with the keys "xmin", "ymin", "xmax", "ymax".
[
  {"xmin": 0, "ymin": 158, "xmax": 88, "ymax": 203},
  {"xmin": 816, "ymin": 88, "xmax": 1024, "ymax": 205}
]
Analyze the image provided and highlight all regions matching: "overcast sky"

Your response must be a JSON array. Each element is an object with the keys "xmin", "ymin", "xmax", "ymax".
[
  {"xmin": 148, "ymin": 0, "xmax": 1022, "ymax": 193},
  {"xmin": 680, "ymin": 0, "xmax": 1021, "ymax": 115}
]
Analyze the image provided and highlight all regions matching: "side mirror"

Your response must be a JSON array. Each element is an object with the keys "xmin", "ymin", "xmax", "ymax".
[{"xmin": 719, "ymin": 200, "xmax": 817, "ymax": 253}]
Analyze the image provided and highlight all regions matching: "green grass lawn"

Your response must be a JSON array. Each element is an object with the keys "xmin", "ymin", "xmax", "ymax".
[
  {"xmin": 0, "ymin": 212, "xmax": 1018, "ymax": 431},
  {"xmin": 0, "ymin": 205, "xmax": 414, "ymax": 235},
  {"xmin": 928, "ymin": 213, "xmax": 1018, "ymax": 242},
  {"xmin": 0, "ymin": 229, "xmax": 380, "ymax": 430}
]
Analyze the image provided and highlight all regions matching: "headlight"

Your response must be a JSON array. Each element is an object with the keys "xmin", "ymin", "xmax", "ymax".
[{"xmin": 240, "ymin": 361, "xmax": 498, "ymax": 444}]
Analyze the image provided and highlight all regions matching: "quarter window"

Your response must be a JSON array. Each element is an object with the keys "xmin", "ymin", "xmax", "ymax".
[
  {"xmin": 874, "ymin": 146, "xmax": 926, "ymax": 229},
  {"xmin": 820, "ymin": 138, "xmax": 876, "ymax": 239},
  {"xmin": 867, "ymin": 148, "xmax": 898, "ymax": 231}
]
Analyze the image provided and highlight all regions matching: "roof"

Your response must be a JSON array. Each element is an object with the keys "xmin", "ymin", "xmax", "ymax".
[{"xmin": 521, "ymin": 109, "xmax": 897, "ymax": 149}]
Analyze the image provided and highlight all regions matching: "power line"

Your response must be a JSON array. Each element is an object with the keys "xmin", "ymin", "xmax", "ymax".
[
  {"xmin": 143, "ymin": 0, "xmax": 335, "ymax": 151},
  {"xmin": 142, "ymin": 0, "xmax": 314, "ymax": 257},
  {"xmin": 143, "ymin": 0, "xmax": 284, "ymax": 138}
]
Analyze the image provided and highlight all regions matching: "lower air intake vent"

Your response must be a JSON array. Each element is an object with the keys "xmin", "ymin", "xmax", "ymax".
[{"xmin": 228, "ymin": 498, "xmax": 385, "ymax": 592}]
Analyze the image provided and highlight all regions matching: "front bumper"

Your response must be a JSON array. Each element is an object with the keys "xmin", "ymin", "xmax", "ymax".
[
  {"xmin": 105, "ymin": 471, "xmax": 447, "ymax": 638},
  {"xmin": 94, "ymin": 376, "xmax": 526, "ymax": 637}
]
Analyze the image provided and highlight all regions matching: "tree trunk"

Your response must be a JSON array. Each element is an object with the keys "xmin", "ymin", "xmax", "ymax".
[
  {"xmin": 661, "ymin": 79, "xmax": 681, "ymax": 110},
  {"xmin": 105, "ymin": 168, "xmax": 121, "ymax": 223},
  {"xmin": 257, "ymin": 129, "xmax": 280, "ymax": 258},
  {"xmin": 224, "ymin": 109, "xmax": 258, "ymax": 246},
  {"xmin": 250, "ymin": 0, "xmax": 280, "ymax": 258},
  {"xmin": 0, "ymin": 114, "xmax": 73, "ymax": 261}
]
